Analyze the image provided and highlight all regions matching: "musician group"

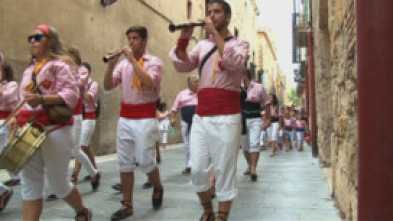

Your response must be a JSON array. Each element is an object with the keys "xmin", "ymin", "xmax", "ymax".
[{"xmin": 0, "ymin": 1, "xmax": 309, "ymax": 220}]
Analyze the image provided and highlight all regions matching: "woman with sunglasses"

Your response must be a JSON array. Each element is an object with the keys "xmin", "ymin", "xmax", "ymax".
[{"xmin": 7, "ymin": 25, "xmax": 92, "ymax": 221}]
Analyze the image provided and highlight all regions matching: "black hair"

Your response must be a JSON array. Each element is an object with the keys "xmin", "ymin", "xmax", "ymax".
[
  {"xmin": 82, "ymin": 61, "xmax": 92, "ymax": 71},
  {"xmin": 270, "ymin": 93, "xmax": 278, "ymax": 106},
  {"xmin": 158, "ymin": 102, "xmax": 167, "ymax": 112},
  {"xmin": 0, "ymin": 61, "xmax": 14, "ymax": 81},
  {"xmin": 245, "ymin": 68, "xmax": 253, "ymax": 80},
  {"xmin": 208, "ymin": 0, "xmax": 231, "ymax": 14},
  {"xmin": 125, "ymin": 26, "xmax": 148, "ymax": 39}
]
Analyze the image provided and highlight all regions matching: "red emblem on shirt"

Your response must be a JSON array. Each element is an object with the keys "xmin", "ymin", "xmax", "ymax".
[
  {"xmin": 41, "ymin": 80, "xmax": 52, "ymax": 89},
  {"xmin": 218, "ymin": 61, "xmax": 225, "ymax": 71}
]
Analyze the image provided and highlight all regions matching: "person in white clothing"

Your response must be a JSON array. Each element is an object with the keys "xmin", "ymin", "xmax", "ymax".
[{"xmin": 157, "ymin": 102, "xmax": 170, "ymax": 149}]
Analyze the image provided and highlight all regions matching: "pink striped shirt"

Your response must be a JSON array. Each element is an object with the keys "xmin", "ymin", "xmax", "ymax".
[
  {"xmin": 83, "ymin": 78, "xmax": 99, "ymax": 113},
  {"xmin": 270, "ymin": 105, "xmax": 283, "ymax": 117},
  {"xmin": 0, "ymin": 81, "xmax": 18, "ymax": 111},
  {"xmin": 284, "ymin": 117, "xmax": 295, "ymax": 127},
  {"xmin": 169, "ymin": 35, "xmax": 249, "ymax": 92},
  {"xmin": 19, "ymin": 59, "xmax": 79, "ymax": 111},
  {"xmin": 171, "ymin": 88, "xmax": 198, "ymax": 113},
  {"xmin": 109, "ymin": 52, "xmax": 163, "ymax": 104},
  {"xmin": 244, "ymin": 81, "xmax": 269, "ymax": 106},
  {"xmin": 77, "ymin": 66, "xmax": 89, "ymax": 97}
]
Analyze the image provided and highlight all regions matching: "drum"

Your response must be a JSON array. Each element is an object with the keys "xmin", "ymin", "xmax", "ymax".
[{"xmin": 0, "ymin": 122, "xmax": 47, "ymax": 174}]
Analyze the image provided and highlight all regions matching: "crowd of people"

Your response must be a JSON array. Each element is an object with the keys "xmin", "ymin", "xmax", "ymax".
[{"xmin": 0, "ymin": 1, "xmax": 309, "ymax": 220}]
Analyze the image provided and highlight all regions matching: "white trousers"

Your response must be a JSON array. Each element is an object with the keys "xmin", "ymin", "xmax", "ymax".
[
  {"xmin": 0, "ymin": 119, "xmax": 9, "ymax": 194},
  {"xmin": 116, "ymin": 117, "xmax": 158, "ymax": 174},
  {"xmin": 21, "ymin": 125, "xmax": 74, "ymax": 200},
  {"xmin": 80, "ymin": 119, "xmax": 96, "ymax": 146},
  {"xmin": 71, "ymin": 115, "xmax": 97, "ymax": 177},
  {"xmin": 241, "ymin": 118, "xmax": 262, "ymax": 153},
  {"xmin": 260, "ymin": 129, "xmax": 268, "ymax": 147},
  {"xmin": 268, "ymin": 122, "xmax": 280, "ymax": 142},
  {"xmin": 181, "ymin": 120, "xmax": 191, "ymax": 168},
  {"xmin": 296, "ymin": 131, "xmax": 305, "ymax": 148},
  {"xmin": 190, "ymin": 114, "xmax": 241, "ymax": 202},
  {"xmin": 159, "ymin": 130, "xmax": 168, "ymax": 144}
]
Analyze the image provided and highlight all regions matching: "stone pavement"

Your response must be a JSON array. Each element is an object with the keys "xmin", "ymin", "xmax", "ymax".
[{"xmin": 0, "ymin": 143, "xmax": 341, "ymax": 221}]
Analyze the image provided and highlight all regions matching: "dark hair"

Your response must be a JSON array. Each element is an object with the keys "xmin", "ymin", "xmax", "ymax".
[
  {"xmin": 270, "ymin": 93, "xmax": 278, "ymax": 106},
  {"xmin": 125, "ymin": 26, "xmax": 148, "ymax": 39},
  {"xmin": 0, "ymin": 61, "xmax": 14, "ymax": 81},
  {"xmin": 82, "ymin": 61, "xmax": 92, "ymax": 72},
  {"xmin": 245, "ymin": 68, "xmax": 253, "ymax": 80},
  {"xmin": 208, "ymin": 0, "xmax": 231, "ymax": 14},
  {"xmin": 158, "ymin": 102, "xmax": 167, "ymax": 112},
  {"xmin": 67, "ymin": 47, "xmax": 82, "ymax": 66}
]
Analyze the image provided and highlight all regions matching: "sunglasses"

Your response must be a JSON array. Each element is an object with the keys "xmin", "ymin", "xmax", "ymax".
[{"xmin": 28, "ymin": 34, "xmax": 45, "ymax": 43}]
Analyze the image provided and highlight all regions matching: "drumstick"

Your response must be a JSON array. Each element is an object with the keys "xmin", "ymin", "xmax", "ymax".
[{"xmin": 0, "ymin": 82, "xmax": 43, "ymax": 128}]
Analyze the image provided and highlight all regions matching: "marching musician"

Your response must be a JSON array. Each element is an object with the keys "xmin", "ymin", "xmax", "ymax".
[
  {"xmin": 0, "ymin": 58, "xmax": 18, "ymax": 212},
  {"xmin": 67, "ymin": 48, "xmax": 100, "ymax": 190},
  {"xmin": 7, "ymin": 25, "xmax": 91, "ymax": 221},
  {"xmin": 103, "ymin": 25, "xmax": 164, "ymax": 221},
  {"xmin": 169, "ymin": 0, "xmax": 249, "ymax": 220}
]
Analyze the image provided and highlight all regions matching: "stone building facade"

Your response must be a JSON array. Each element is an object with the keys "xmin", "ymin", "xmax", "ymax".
[
  {"xmin": 0, "ymin": 0, "xmax": 262, "ymax": 154},
  {"xmin": 310, "ymin": 0, "xmax": 357, "ymax": 220}
]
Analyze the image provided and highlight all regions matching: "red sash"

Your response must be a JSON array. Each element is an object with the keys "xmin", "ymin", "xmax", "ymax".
[
  {"xmin": 84, "ymin": 112, "xmax": 96, "ymax": 119},
  {"xmin": 120, "ymin": 102, "xmax": 156, "ymax": 119},
  {"xmin": 18, "ymin": 110, "xmax": 73, "ymax": 127},
  {"xmin": 0, "ymin": 111, "xmax": 11, "ymax": 119},
  {"xmin": 196, "ymin": 88, "xmax": 241, "ymax": 116},
  {"xmin": 73, "ymin": 99, "xmax": 83, "ymax": 115}
]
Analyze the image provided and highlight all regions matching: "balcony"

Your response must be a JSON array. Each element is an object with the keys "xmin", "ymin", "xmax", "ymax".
[{"xmin": 293, "ymin": 13, "xmax": 309, "ymax": 48}]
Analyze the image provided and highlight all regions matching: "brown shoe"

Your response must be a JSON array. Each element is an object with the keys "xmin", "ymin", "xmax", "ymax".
[
  {"xmin": 152, "ymin": 187, "xmax": 164, "ymax": 209},
  {"xmin": 0, "ymin": 188, "xmax": 13, "ymax": 212},
  {"xmin": 181, "ymin": 167, "xmax": 191, "ymax": 174},
  {"xmin": 111, "ymin": 201, "xmax": 133, "ymax": 221},
  {"xmin": 4, "ymin": 179, "xmax": 20, "ymax": 186}
]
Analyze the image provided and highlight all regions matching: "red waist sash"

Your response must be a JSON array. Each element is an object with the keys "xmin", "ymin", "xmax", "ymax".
[
  {"xmin": 0, "ymin": 111, "xmax": 11, "ymax": 119},
  {"xmin": 120, "ymin": 102, "xmax": 156, "ymax": 119},
  {"xmin": 84, "ymin": 112, "xmax": 96, "ymax": 120},
  {"xmin": 18, "ymin": 110, "xmax": 73, "ymax": 127},
  {"xmin": 73, "ymin": 99, "xmax": 83, "ymax": 115},
  {"xmin": 196, "ymin": 88, "xmax": 240, "ymax": 116}
]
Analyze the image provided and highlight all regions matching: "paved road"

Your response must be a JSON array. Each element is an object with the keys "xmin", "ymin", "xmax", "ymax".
[{"xmin": 0, "ymin": 143, "xmax": 341, "ymax": 221}]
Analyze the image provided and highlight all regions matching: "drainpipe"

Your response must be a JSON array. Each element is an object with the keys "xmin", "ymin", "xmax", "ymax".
[
  {"xmin": 357, "ymin": 0, "xmax": 393, "ymax": 220},
  {"xmin": 307, "ymin": 29, "xmax": 317, "ymax": 157}
]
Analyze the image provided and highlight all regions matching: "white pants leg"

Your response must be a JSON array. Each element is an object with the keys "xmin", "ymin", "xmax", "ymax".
[
  {"xmin": 0, "ymin": 119, "xmax": 12, "ymax": 194},
  {"xmin": 80, "ymin": 119, "xmax": 96, "ymax": 147},
  {"xmin": 21, "ymin": 126, "xmax": 74, "ymax": 200},
  {"xmin": 269, "ymin": 122, "xmax": 279, "ymax": 142},
  {"xmin": 116, "ymin": 118, "xmax": 158, "ymax": 174},
  {"xmin": 190, "ymin": 114, "xmax": 241, "ymax": 202},
  {"xmin": 296, "ymin": 131, "xmax": 305, "ymax": 148},
  {"xmin": 242, "ymin": 118, "xmax": 262, "ymax": 153},
  {"xmin": 181, "ymin": 120, "xmax": 191, "ymax": 168},
  {"xmin": 71, "ymin": 115, "xmax": 97, "ymax": 177},
  {"xmin": 260, "ymin": 130, "xmax": 267, "ymax": 146}
]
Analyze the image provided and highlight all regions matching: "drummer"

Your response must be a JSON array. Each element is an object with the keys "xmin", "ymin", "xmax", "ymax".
[
  {"xmin": 7, "ymin": 25, "xmax": 92, "ymax": 221},
  {"xmin": 0, "ymin": 58, "xmax": 18, "ymax": 212}
]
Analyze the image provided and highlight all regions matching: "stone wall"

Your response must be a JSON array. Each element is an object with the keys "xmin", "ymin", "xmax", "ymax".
[
  {"xmin": 311, "ymin": 0, "xmax": 358, "ymax": 220},
  {"xmin": 0, "ymin": 0, "xmax": 262, "ymax": 155}
]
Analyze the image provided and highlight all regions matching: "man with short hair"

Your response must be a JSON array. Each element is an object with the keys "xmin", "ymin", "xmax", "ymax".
[
  {"xmin": 104, "ymin": 26, "xmax": 164, "ymax": 221},
  {"xmin": 170, "ymin": 75, "xmax": 199, "ymax": 174},
  {"xmin": 169, "ymin": 1, "xmax": 249, "ymax": 220}
]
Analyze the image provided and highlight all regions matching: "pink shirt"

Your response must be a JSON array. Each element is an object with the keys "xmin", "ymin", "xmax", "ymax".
[
  {"xmin": 284, "ymin": 117, "xmax": 295, "ymax": 127},
  {"xmin": 270, "ymin": 105, "xmax": 283, "ymax": 117},
  {"xmin": 171, "ymin": 88, "xmax": 198, "ymax": 113},
  {"xmin": 19, "ymin": 59, "xmax": 79, "ymax": 111},
  {"xmin": 110, "ymin": 52, "xmax": 163, "ymax": 104},
  {"xmin": 0, "ymin": 81, "xmax": 18, "ymax": 111},
  {"xmin": 83, "ymin": 78, "xmax": 99, "ymax": 113},
  {"xmin": 295, "ymin": 119, "xmax": 307, "ymax": 129},
  {"xmin": 169, "ymin": 35, "xmax": 249, "ymax": 92},
  {"xmin": 244, "ymin": 81, "xmax": 269, "ymax": 106}
]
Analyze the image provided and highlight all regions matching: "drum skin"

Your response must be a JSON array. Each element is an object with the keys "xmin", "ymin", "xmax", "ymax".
[{"xmin": 0, "ymin": 122, "xmax": 47, "ymax": 174}]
